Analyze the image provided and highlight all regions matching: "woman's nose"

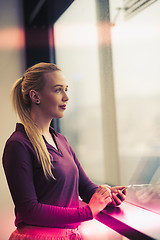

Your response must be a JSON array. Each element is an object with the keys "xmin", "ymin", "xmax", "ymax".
[{"xmin": 63, "ymin": 91, "xmax": 69, "ymax": 102}]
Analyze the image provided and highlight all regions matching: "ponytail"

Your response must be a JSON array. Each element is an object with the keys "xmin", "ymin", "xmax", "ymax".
[{"xmin": 11, "ymin": 63, "xmax": 61, "ymax": 180}]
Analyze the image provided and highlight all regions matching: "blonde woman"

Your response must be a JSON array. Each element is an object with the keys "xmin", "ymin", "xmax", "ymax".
[{"xmin": 2, "ymin": 62, "xmax": 126, "ymax": 240}]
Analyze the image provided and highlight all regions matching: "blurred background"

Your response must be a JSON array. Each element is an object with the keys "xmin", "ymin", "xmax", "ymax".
[{"xmin": 0, "ymin": 0, "xmax": 160, "ymax": 239}]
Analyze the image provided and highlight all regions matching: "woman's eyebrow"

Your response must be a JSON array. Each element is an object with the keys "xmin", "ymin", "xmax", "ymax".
[{"xmin": 53, "ymin": 84, "xmax": 68, "ymax": 88}]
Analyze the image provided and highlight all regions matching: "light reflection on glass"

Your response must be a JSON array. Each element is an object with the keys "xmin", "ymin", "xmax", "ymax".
[
  {"xmin": 54, "ymin": 0, "xmax": 160, "ymax": 214},
  {"xmin": 110, "ymin": 0, "xmax": 160, "ymax": 213}
]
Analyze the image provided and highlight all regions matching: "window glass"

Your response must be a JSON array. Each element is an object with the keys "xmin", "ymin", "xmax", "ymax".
[
  {"xmin": 54, "ymin": 0, "xmax": 160, "ymax": 214},
  {"xmin": 54, "ymin": 0, "xmax": 105, "ymax": 183},
  {"xmin": 110, "ymin": 0, "xmax": 160, "ymax": 213}
]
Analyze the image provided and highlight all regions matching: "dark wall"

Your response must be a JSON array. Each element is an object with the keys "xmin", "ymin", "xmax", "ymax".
[{"xmin": 22, "ymin": 0, "xmax": 74, "ymax": 67}]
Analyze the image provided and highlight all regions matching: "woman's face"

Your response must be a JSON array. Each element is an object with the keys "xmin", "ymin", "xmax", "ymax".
[{"xmin": 38, "ymin": 71, "xmax": 69, "ymax": 119}]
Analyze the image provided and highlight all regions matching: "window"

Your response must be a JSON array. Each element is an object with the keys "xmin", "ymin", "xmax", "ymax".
[
  {"xmin": 110, "ymin": 0, "xmax": 160, "ymax": 213},
  {"xmin": 54, "ymin": 0, "xmax": 106, "ymax": 184},
  {"xmin": 54, "ymin": 0, "xmax": 160, "ymax": 214}
]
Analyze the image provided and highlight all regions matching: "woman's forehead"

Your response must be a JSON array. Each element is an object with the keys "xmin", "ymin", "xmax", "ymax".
[{"xmin": 43, "ymin": 71, "xmax": 67, "ymax": 86}]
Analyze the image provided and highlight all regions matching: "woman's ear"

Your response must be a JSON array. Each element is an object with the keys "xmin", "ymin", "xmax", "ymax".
[{"xmin": 29, "ymin": 90, "xmax": 40, "ymax": 105}]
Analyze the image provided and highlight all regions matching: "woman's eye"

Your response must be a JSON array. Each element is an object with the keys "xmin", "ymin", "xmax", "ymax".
[
  {"xmin": 55, "ymin": 87, "xmax": 68, "ymax": 93},
  {"xmin": 55, "ymin": 88, "xmax": 61, "ymax": 93}
]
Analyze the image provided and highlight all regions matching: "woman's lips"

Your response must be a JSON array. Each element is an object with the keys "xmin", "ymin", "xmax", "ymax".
[{"xmin": 59, "ymin": 105, "xmax": 66, "ymax": 110}]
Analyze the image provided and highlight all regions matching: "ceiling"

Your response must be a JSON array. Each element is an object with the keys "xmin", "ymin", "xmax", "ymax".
[{"xmin": 22, "ymin": 0, "xmax": 74, "ymax": 27}]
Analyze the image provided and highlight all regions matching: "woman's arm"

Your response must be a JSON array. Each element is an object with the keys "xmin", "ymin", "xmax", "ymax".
[{"xmin": 2, "ymin": 141, "xmax": 93, "ymax": 227}]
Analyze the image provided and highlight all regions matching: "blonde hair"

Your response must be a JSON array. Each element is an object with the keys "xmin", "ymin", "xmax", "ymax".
[{"xmin": 11, "ymin": 62, "xmax": 61, "ymax": 180}]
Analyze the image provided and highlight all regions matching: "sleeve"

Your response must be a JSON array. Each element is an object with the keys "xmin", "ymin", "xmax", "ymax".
[
  {"xmin": 69, "ymin": 145, "xmax": 98, "ymax": 203},
  {"xmin": 2, "ymin": 141, "xmax": 93, "ymax": 227}
]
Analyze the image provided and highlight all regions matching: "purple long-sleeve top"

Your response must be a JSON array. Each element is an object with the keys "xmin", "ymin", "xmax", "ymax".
[{"xmin": 2, "ymin": 123, "xmax": 98, "ymax": 229}]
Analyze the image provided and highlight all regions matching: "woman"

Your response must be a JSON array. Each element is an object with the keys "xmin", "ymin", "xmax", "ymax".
[{"xmin": 2, "ymin": 62, "xmax": 126, "ymax": 239}]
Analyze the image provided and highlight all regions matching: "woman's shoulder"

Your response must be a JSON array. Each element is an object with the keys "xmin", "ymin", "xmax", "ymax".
[
  {"xmin": 3, "ymin": 124, "xmax": 35, "ymax": 164},
  {"xmin": 6, "ymin": 123, "xmax": 30, "ymax": 146}
]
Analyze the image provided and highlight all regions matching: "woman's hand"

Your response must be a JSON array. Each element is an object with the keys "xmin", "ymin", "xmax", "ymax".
[
  {"xmin": 109, "ymin": 185, "xmax": 127, "ymax": 206},
  {"xmin": 88, "ymin": 185, "xmax": 112, "ymax": 217},
  {"xmin": 100, "ymin": 185, "xmax": 127, "ymax": 207}
]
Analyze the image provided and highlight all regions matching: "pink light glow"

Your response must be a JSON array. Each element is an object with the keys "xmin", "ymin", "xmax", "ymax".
[
  {"xmin": 0, "ymin": 27, "xmax": 25, "ymax": 50},
  {"xmin": 102, "ymin": 202, "xmax": 160, "ymax": 238},
  {"xmin": 79, "ymin": 218, "xmax": 122, "ymax": 239}
]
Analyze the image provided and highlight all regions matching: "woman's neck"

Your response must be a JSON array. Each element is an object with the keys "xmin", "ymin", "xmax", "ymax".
[{"xmin": 30, "ymin": 108, "xmax": 51, "ymax": 135}]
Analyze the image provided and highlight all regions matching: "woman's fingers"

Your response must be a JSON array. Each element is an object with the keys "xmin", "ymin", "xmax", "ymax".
[
  {"xmin": 96, "ymin": 186, "xmax": 111, "ymax": 198},
  {"xmin": 111, "ymin": 186, "xmax": 126, "ymax": 194},
  {"xmin": 97, "ymin": 185, "xmax": 127, "ymax": 206},
  {"xmin": 88, "ymin": 186, "xmax": 112, "ymax": 216},
  {"xmin": 89, "ymin": 184, "xmax": 127, "ymax": 216},
  {"xmin": 116, "ymin": 189, "xmax": 126, "ymax": 200},
  {"xmin": 111, "ymin": 190, "xmax": 126, "ymax": 206},
  {"xmin": 96, "ymin": 186, "xmax": 112, "ymax": 205}
]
